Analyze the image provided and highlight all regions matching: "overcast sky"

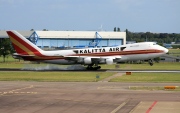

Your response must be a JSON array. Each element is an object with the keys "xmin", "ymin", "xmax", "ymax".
[{"xmin": 0, "ymin": 0, "xmax": 180, "ymax": 33}]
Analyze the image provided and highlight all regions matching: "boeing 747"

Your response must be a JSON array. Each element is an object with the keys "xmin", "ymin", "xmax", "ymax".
[{"xmin": 7, "ymin": 31, "xmax": 168, "ymax": 70}]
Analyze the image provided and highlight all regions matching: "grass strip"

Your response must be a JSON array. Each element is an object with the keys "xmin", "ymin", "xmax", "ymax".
[
  {"xmin": 0, "ymin": 72, "xmax": 115, "ymax": 82},
  {"xmin": 110, "ymin": 73, "xmax": 180, "ymax": 82}
]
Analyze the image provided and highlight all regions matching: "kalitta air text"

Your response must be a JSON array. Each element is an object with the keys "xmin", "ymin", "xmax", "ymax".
[{"xmin": 74, "ymin": 47, "xmax": 124, "ymax": 54}]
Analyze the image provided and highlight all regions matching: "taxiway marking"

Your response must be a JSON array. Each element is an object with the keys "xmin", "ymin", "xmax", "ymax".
[
  {"xmin": 0, "ymin": 85, "xmax": 37, "ymax": 96},
  {"xmin": 110, "ymin": 100, "xmax": 128, "ymax": 113},
  {"xmin": 146, "ymin": 101, "xmax": 157, "ymax": 113}
]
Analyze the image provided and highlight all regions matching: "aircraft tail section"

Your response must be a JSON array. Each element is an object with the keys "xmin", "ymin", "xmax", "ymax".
[{"xmin": 6, "ymin": 31, "xmax": 43, "ymax": 56}]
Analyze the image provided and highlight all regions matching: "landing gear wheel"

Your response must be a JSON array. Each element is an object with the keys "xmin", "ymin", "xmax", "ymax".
[
  {"xmin": 93, "ymin": 66, "xmax": 101, "ymax": 70},
  {"xmin": 148, "ymin": 59, "xmax": 153, "ymax": 66},
  {"xmin": 86, "ymin": 65, "xmax": 101, "ymax": 70},
  {"xmin": 97, "ymin": 66, "xmax": 101, "ymax": 69},
  {"xmin": 86, "ymin": 66, "xmax": 93, "ymax": 70}
]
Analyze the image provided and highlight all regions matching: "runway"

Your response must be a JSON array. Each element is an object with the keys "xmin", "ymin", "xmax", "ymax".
[
  {"xmin": 0, "ymin": 81, "xmax": 180, "ymax": 113},
  {"xmin": 0, "ymin": 68, "xmax": 180, "ymax": 73},
  {"xmin": 107, "ymin": 70, "xmax": 180, "ymax": 73}
]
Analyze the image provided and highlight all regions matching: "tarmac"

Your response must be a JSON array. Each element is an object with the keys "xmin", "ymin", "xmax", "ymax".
[{"xmin": 0, "ymin": 81, "xmax": 180, "ymax": 113}]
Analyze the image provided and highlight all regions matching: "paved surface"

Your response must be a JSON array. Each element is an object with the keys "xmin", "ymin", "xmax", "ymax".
[
  {"xmin": 0, "ymin": 82, "xmax": 180, "ymax": 113},
  {"xmin": 1, "ymin": 68, "xmax": 180, "ymax": 73},
  {"xmin": 107, "ymin": 70, "xmax": 180, "ymax": 73},
  {"xmin": 132, "ymin": 101, "xmax": 180, "ymax": 113},
  {"xmin": 98, "ymin": 73, "xmax": 125, "ymax": 82}
]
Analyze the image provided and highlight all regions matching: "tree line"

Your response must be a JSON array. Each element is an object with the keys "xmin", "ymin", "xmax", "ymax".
[
  {"xmin": 0, "ymin": 38, "xmax": 14, "ymax": 62},
  {"xmin": 114, "ymin": 28, "xmax": 180, "ymax": 45},
  {"xmin": 125, "ymin": 29, "xmax": 180, "ymax": 44}
]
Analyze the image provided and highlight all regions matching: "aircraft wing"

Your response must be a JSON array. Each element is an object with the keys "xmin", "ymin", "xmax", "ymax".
[
  {"xmin": 64, "ymin": 55, "xmax": 121, "ymax": 64},
  {"xmin": 64, "ymin": 56, "xmax": 100, "ymax": 62}
]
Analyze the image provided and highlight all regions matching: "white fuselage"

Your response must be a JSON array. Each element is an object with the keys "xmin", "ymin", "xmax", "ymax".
[
  {"xmin": 7, "ymin": 31, "xmax": 169, "ymax": 69},
  {"xmin": 39, "ymin": 42, "xmax": 168, "ymax": 64}
]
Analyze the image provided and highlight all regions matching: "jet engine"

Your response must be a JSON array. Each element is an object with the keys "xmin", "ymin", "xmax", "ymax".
[
  {"xmin": 84, "ymin": 57, "xmax": 92, "ymax": 64},
  {"xmin": 106, "ymin": 58, "xmax": 114, "ymax": 64}
]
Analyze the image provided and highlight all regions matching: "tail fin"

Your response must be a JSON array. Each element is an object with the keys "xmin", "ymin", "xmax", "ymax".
[{"xmin": 6, "ymin": 31, "xmax": 43, "ymax": 56}]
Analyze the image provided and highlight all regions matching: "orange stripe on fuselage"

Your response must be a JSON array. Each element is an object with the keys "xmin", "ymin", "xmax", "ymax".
[
  {"xmin": 23, "ymin": 49, "xmax": 163, "ymax": 61},
  {"xmin": 22, "ymin": 56, "xmax": 64, "ymax": 61},
  {"xmin": 70, "ymin": 49, "xmax": 163, "ymax": 57}
]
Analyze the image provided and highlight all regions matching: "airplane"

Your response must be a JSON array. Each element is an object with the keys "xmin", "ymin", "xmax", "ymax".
[{"xmin": 7, "ymin": 30, "xmax": 168, "ymax": 70}]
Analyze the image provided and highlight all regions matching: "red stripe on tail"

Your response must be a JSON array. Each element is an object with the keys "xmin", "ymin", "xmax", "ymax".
[
  {"xmin": 7, "ymin": 31, "xmax": 42, "ymax": 56},
  {"xmin": 11, "ymin": 43, "xmax": 28, "ymax": 55}
]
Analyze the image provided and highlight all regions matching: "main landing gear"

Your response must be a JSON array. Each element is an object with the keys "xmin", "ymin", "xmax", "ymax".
[
  {"xmin": 148, "ymin": 59, "xmax": 153, "ymax": 66},
  {"xmin": 86, "ymin": 64, "xmax": 101, "ymax": 70}
]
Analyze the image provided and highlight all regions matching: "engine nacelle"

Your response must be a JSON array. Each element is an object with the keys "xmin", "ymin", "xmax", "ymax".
[
  {"xmin": 106, "ymin": 58, "xmax": 114, "ymax": 64},
  {"xmin": 84, "ymin": 57, "xmax": 92, "ymax": 64}
]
